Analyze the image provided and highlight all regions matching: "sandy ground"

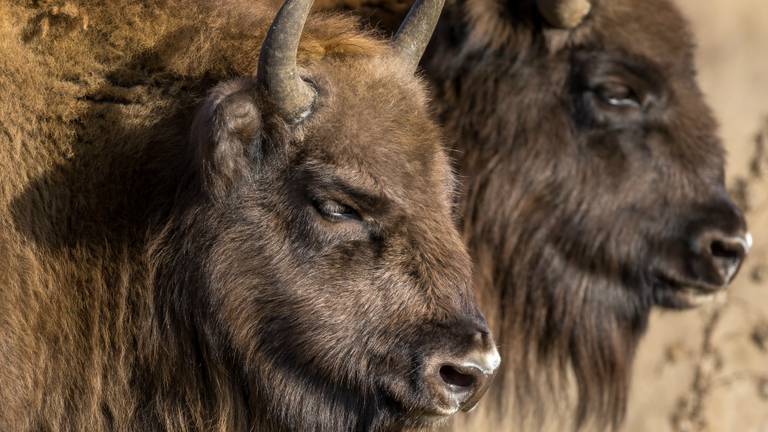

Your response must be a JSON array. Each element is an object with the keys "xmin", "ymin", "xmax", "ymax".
[{"xmin": 624, "ymin": 1, "xmax": 768, "ymax": 431}]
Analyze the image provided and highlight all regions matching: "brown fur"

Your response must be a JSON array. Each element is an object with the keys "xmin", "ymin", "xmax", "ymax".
[{"xmin": 0, "ymin": 1, "xmax": 492, "ymax": 430}]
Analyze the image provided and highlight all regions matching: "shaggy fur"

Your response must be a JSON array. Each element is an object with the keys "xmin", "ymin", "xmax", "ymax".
[
  {"xmin": 0, "ymin": 1, "xmax": 492, "ymax": 430},
  {"xmin": 316, "ymin": 0, "xmax": 749, "ymax": 429}
]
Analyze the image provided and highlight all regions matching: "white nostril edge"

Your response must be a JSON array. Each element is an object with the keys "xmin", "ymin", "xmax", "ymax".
[
  {"xmin": 462, "ymin": 345, "xmax": 501, "ymax": 375},
  {"xmin": 735, "ymin": 233, "xmax": 753, "ymax": 254}
]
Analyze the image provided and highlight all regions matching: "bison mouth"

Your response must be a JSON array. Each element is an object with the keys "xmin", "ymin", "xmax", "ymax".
[
  {"xmin": 652, "ymin": 273, "xmax": 730, "ymax": 309},
  {"xmin": 405, "ymin": 410, "xmax": 457, "ymax": 428},
  {"xmin": 380, "ymin": 392, "xmax": 458, "ymax": 430},
  {"xmin": 384, "ymin": 365, "xmax": 497, "ymax": 428}
]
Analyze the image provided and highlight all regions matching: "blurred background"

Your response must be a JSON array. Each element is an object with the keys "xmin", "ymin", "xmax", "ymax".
[{"xmin": 625, "ymin": 1, "xmax": 768, "ymax": 431}]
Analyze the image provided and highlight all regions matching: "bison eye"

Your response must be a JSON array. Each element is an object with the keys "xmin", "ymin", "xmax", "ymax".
[
  {"xmin": 314, "ymin": 199, "xmax": 362, "ymax": 222},
  {"xmin": 594, "ymin": 82, "xmax": 640, "ymax": 109}
]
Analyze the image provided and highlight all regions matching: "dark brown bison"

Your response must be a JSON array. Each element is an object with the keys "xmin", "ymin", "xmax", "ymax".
[
  {"xmin": 317, "ymin": 0, "xmax": 753, "ymax": 429},
  {"xmin": 0, "ymin": 0, "xmax": 500, "ymax": 430},
  {"xmin": 424, "ymin": 0, "xmax": 752, "ymax": 429}
]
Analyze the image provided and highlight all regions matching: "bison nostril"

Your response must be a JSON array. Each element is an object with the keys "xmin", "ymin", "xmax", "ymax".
[
  {"xmin": 423, "ymin": 333, "xmax": 500, "ymax": 414},
  {"xmin": 699, "ymin": 232, "xmax": 750, "ymax": 285},
  {"xmin": 710, "ymin": 238, "xmax": 745, "ymax": 261},
  {"xmin": 439, "ymin": 364, "xmax": 478, "ymax": 389}
]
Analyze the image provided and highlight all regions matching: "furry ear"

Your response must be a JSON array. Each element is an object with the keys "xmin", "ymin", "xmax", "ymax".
[{"xmin": 190, "ymin": 79, "xmax": 263, "ymax": 196}]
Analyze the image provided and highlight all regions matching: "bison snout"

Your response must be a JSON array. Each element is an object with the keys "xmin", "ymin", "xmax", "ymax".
[
  {"xmin": 423, "ymin": 332, "xmax": 500, "ymax": 414},
  {"xmin": 691, "ymin": 228, "xmax": 751, "ymax": 288},
  {"xmin": 657, "ymin": 199, "xmax": 751, "ymax": 308}
]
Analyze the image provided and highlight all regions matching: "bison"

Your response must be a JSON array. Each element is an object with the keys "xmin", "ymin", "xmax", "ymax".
[
  {"xmin": 0, "ymin": 0, "xmax": 500, "ymax": 430},
  {"xmin": 425, "ymin": 0, "xmax": 752, "ymax": 429},
  {"xmin": 320, "ymin": 0, "xmax": 753, "ymax": 429}
]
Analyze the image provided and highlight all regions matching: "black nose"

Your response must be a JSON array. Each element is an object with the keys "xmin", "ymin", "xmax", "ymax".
[
  {"xmin": 423, "ymin": 330, "xmax": 500, "ymax": 414},
  {"xmin": 692, "ymin": 229, "xmax": 751, "ymax": 287}
]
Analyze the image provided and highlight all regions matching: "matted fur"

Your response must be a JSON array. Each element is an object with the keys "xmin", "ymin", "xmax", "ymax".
[{"xmin": 0, "ymin": 1, "xmax": 491, "ymax": 430}]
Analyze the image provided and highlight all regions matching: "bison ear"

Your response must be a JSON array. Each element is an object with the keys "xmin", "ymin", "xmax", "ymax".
[{"xmin": 191, "ymin": 81, "xmax": 263, "ymax": 195}]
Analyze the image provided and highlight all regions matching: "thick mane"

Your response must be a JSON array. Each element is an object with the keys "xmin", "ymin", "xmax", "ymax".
[
  {"xmin": 0, "ymin": 1, "xmax": 390, "ymax": 430},
  {"xmin": 459, "ymin": 163, "xmax": 646, "ymax": 430}
]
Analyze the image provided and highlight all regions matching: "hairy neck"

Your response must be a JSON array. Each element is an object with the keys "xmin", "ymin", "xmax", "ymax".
[{"xmin": 476, "ymin": 232, "xmax": 648, "ymax": 428}]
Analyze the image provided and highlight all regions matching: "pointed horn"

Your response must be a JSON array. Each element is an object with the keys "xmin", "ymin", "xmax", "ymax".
[
  {"xmin": 257, "ymin": 0, "xmax": 316, "ymax": 122},
  {"xmin": 537, "ymin": 0, "xmax": 591, "ymax": 29},
  {"xmin": 392, "ymin": 0, "xmax": 445, "ymax": 73}
]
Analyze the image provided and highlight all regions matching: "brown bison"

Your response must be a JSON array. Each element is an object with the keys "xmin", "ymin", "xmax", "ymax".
[
  {"xmin": 0, "ymin": 0, "xmax": 500, "ymax": 430},
  {"xmin": 320, "ymin": 0, "xmax": 753, "ymax": 429},
  {"xmin": 425, "ymin": 0, "xmax": 752, "ymax": 429}
]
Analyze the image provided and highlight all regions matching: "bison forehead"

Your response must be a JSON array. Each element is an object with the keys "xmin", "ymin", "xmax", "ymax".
[
  {"xmin": 296, "ymin": 58, "xmax": 449, "ymax": 197},
  {"xmin": 588, "ymin": 0, "xmax": 696, "ymax": 72},
  {"xmin": 295, "ymin": 142, "xmax": 452, "ymax": 210}
]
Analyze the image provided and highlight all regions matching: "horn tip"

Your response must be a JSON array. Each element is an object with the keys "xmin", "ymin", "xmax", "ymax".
[{"xmin": 537, "ymin": 0, "xmax": 591, "ymax": 29}]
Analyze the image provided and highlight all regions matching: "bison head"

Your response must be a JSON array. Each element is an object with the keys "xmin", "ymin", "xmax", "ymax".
[
  {"xmin": 149, "ymin": 0, "xmax": 500, "ymax": 430},
  {"xmin": 562, "ymin": 1, "xmax": 751, "ymax": 310},
  {"xmin": 419, "ymin": 0, "xmax": 750, "ymax": 428}
]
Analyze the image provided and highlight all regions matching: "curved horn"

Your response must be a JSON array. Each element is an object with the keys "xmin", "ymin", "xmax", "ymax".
[
  {"xmin": 392, "ymin": 0, "xmax": 445, "ymax": 72},
  {"xmin": 537, "ymin": 0, "xmax": 591, "ymax": 29},
  {"xmin": 257, "ymin": 0, "xmax": 316, "ymax": 122}
]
